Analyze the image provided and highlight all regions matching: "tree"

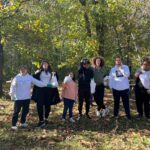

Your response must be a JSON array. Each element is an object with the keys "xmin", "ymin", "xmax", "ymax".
[{"xmin": 0, "ymin": 33, "xmax": 3, "ymax": 95}]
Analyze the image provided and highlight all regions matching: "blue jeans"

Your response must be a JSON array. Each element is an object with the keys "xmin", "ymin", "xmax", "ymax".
[{"xmin": 62, "ymin": 98, "xmax": 75, "ymax": 119}]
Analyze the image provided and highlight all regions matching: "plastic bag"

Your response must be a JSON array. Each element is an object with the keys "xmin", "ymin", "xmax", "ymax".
[
  {"xmin": 90, "ymin": 79, "xmax": 96, "ymax": 94},
  {"xmin": 103, "ymin": 76, "xmax": 109, "ymax": 87},
  {"xmin": 50, "ymin": 74, "xmax": 59, "ymax": 88}
]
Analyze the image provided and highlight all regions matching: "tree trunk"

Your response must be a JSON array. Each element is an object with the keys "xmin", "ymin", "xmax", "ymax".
[
  {"xmin": 0, "ymin": 33, "xmax": 3, "ymax": 96},
  {"xmin": 94, "ymin": 0, "xmax": 106, "ymax": 57},
  {"xmin": 96, "ymin": 22, "xmax": 105, "ymax": 56},
  {"xmin": 79, "ymin": 0, "xmax": 92, "ymax": 37}
]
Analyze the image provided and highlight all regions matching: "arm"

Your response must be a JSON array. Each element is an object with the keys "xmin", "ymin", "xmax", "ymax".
[
  {"xmin": 75, "ymin": 84, "xmax": 78, "ymax": 101},
  {"xmin": 31, "ymin": 76, "xmax": 47, "ymax": 87},
  {"xmin": 90, "ymin": 68, "xmax": 94, "ymax": 79},
  {"xmin": 134, "ymin": 68, "xmax": 142, "ymax": 79},
  {"xmin": 118, "ymin": 65, "xmax": 130, "ymax": 78},
  {"xmin": 9, "ymin": 77, "xmax": 17, "ymax": 100},
  {"xmin": 62, "ymin": 83, "xmax": 68, "ymax": 89},
  {"xmin": 109, "ymin": 69, "xmax": 113, "ymax": 89}
]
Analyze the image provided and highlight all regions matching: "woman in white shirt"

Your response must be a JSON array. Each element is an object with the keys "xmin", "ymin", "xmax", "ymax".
[
  {"xmin": 134, "ymin": 56, "xmax": 150, "ymax": 121},
  {"xmin": 32, "ymin": 60, "xmax": 55, "ymax": 128}
]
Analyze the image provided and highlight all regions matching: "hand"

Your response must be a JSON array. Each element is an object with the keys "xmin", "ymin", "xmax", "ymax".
[
  {"xmin": 47, "ymin": 84, "xmax": 52, "ymax": 87},
  {"xmin": 135, "ymin": 70, "xmax": 142, "ymax": 78},
  {"xmin": 11, "ymin": 95, "xmax": 16, "ymax": 100},
  {"xmin": 147, "ymin": 90, "xmax": 150, "ymax": 95}
]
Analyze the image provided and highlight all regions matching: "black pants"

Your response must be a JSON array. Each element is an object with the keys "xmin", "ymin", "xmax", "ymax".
[
  {"xmin": 37, "ymin": 87, "xmax": 51, "ymax": 122},
  {"xmin": 112, "ymin": 89, "xmax": 131, "ymax": 118},
  {"xmin": 78, "ymin": 88, "xmax": 91, "ymax": 115},
  {"xmin": 135, "ymin": 86, "xmax": 150, "ymax": 118},
  {"xmin": 12, "ymin": 99, "xmax": 30, "ymax": 126},
  {"xmin": 94, "ymin": 84, "xmax": 105, "ymax": 110}
]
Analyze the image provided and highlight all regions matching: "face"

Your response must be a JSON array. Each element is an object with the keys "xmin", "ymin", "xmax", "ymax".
[
  {"xmin": 142, "ymin": 61, "xmax": 150, "ymax": 71},
  {"xmin": 83, "ymin": 63, "xmax": 89, "ymax": 68},
  {"xmin": 69, "ymin": 72, "xmax": 74, "ymax": 79},
  {"xmin": 95, "ymin": 58, "xmax": 101, "ymax": 67},
  {"xmin": 115, "ymin": 58, "xmax": 122, "ymax": 66},
  {"xmin": 42, "ymin": 62, "xmax": 49, "ymax": 70},
  {"xmin": 20, "ymin": 68, "xmax": 28, "ymax": 75}
]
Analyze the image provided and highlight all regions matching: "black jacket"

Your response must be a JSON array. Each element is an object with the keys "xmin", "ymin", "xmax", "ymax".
[{"xmin": 78, "ymin": 67, "xmax": 94, "ymax": 89}]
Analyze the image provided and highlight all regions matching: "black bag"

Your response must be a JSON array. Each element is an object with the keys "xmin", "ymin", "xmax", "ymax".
[
  {"xmin": 49, "ymin": 88, "xmax": 61, "ymax": 105},
  {"xmin": 31, "ymin": 71, "xmax": 41, "ymax": 102}
]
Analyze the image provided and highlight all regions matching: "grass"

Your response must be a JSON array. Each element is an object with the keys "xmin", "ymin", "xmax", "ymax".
[{"xmin": 0, "ymin": 91, "xmax": 150, "ymax": 150}]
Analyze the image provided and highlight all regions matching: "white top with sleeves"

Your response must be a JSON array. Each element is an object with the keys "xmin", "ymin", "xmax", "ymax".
[
  {"xmin": 10, "ymin": 73, "xmax": 47, "ymax": 100},
  {"xmin": 40, "ymin": 71, "xmax": 51, "ymax": 85},
  {"xmin": 109, "ymin": 65, "xmax": 130, "ymax": 91},
  {"xmin": 139, "ymin": 70, "xmax": 150, "ymax": 89}
]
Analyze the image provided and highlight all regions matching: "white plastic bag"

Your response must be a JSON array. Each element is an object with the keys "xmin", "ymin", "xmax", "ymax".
[
  {"xmin": 103, "ymin": 76, "xmax": 109, "ymax": 87},
  {"xmin": 50, "ymin": 74, "xmax": 59, "ymax": 88},
  {"xmin": 90, "ymin": 79, "xmax": 96, "ymax": 94}
]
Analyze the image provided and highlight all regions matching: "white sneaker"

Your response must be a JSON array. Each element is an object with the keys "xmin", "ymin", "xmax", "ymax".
[
  {"xmin": 61, "ymin": 118, "xmax": 66, "ymax": 122},
  {"xmin": 96, "ymin": 110, "xmax": 100, "ymax": 117},
  {"xmin": 105, "ymin": 108, "xmax": 109, "ymax": 115},
  {"xmin": 101, "ymin": 109, "xmax": 106, "ymax": 117},
  {"xmin": 11, "ymin": 126, "xmax": 18, "ymax": 130},
  {"xmin": 69, "ymin": 118, "xmax": 75, "ymax": 123},
  {"xmin": 21, "ymin": 123, "xmax": 28, "ymax": 128},
  {"xmin": 147, "ymin": 118, "xmax": 150, "ymax": 122}
]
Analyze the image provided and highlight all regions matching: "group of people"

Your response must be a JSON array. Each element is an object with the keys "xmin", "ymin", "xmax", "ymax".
[{"xmin": 9, "ymin": 55, "xmax": 150, "ymax": 130}]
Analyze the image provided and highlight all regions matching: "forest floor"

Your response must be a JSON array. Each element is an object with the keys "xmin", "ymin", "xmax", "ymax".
[{"xmin": 0, "ymin": 90, "xmax": 150, "ymax": 150}]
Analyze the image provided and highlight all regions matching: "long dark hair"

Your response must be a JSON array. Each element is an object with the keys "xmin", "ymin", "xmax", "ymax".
[{"xmin": 40, "ymin": 60, "xmax": 52, "ymax": 74}]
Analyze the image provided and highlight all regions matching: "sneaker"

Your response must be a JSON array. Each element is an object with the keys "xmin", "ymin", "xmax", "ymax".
[
  {"xmin": 147, "ymin": 118, "xmax": 150, "ymax": 122},
  {"xmin": 20, "ymin": 123, "xmax": 28, "ymax": 128},
  {"xmin": 96, "ymin": 110, "xmax": 100, "ymax": 117},
  {"xmin": 113, "ymin": 115, "xmax": 119, "ymax": 119},
  {"xmin": 86, "ymin": 114, "xmax": 91, "ymax": 119},
  {"xmin": 69, "ymin": 118, "xmax": 75, "ymax": 123},
  {"xmin": 61, "ymin": 118, "xmax": 66, "ymax": 122},
  {"xmin": 101, "ymin": 109, "xmax": 106, "ymax": 117},
  {"xmin": 136, "ymin": 115, "xmax": 143, "ymax": 120},
  {"xmin": 11, "ymin": 126, "xmax": 18, "ymax": 130},
  {"xmin": 126, "ymin": 116, "xmax": 131, "ymax": 121},
  {"xmin": 105, "ymin": 107, "xmax": 109, "ymax": 115},
  {"xmin": 77, "ymin": 114, "xmax": 82, "ymax": 120},
  {"xmin": 45, "ymin": 119, "xmax": 49, "ymax": 124},
  {"xmin": 37, "ymin": 121, "xmax": 45, "ymax": 128}
]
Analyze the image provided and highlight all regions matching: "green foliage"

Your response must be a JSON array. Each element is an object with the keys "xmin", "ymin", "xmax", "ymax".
[{"xmin": 0, "ymin": 0, "xmax": 149, "ymax": 80}]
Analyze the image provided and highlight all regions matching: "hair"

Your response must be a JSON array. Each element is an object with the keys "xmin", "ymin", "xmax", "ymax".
[
  {"xmin": 19, "ymin": 65, "xmax": 28, "ymax": 70},
  {"xmin": 93, "ymin": 56, "xmax": 105, "ymax": 67},
  {"xmin": 141, "ymin": 56, "xmax": 150, "ymax": 65},
  {"xmin": 115, "ymin": 55, "xmax": 122, "ymax": 60},
  {"xmin": 40, "ymin": 60, "xmax": 52, "ymax": 74},
  {"xmin": 69, "ymin": 72, "xmax": 76, "ymax": 82}
]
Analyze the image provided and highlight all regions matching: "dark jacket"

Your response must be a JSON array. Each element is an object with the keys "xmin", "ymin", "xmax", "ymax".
[{"xmin": 78, "ymin": 67, "xmax": 94, "ymax": 89}]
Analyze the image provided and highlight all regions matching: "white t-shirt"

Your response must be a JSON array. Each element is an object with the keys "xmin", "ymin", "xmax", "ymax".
[
  {"xmin": 40, "ymin": 71, "xmax": 51, "ymax": 85},
  {"xmin": 109, "ymin": 65, "xmax": 130, "ymax": 90}
]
